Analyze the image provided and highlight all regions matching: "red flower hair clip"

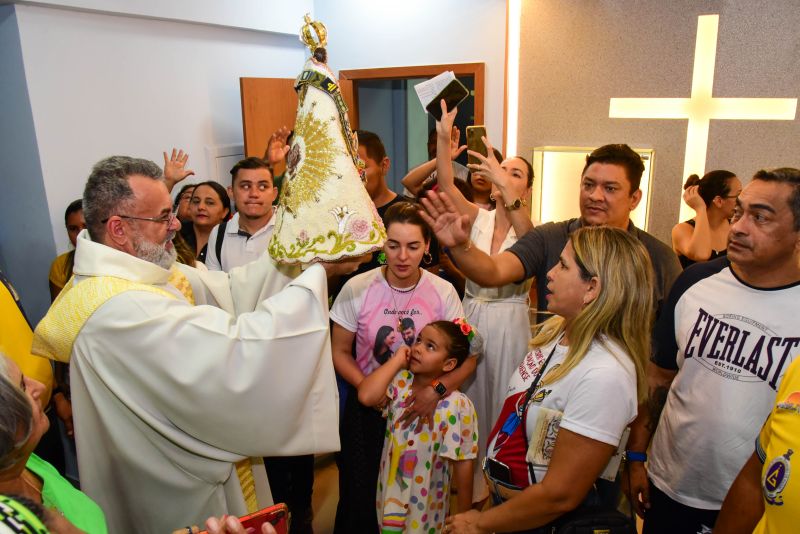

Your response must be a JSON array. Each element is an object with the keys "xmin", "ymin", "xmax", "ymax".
[{"xmin": 453, "ymin": 317, "xmax": 475, "ymax": 343}]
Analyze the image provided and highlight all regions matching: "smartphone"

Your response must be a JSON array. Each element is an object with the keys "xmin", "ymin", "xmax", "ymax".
[
  {"xmin": 483, "ymin": 456, "xmax": 512, "ymax": 484},
  {"xmin": 196, "ymin": 503, "xmax": 290, "ymax": 534},
  {"xmin": 466, "ymin": 125, "xmax": 488, "ymax": 165},
  {"xmin": 425, "ymin": 79, "xmax": 469, "ymax": 121}
]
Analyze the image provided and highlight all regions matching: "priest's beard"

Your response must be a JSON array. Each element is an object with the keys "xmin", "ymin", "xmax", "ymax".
[{"xmin": 133, "ymin": 231, "xmax": 177, "ymax": 270}]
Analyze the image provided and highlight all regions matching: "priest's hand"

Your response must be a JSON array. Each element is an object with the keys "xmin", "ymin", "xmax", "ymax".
[
  {"xmin": 398, "ymin": 382, "xmax": 438, "ymax": 429},
  {"xmin": 204, "ymin": 515, "xmax": 277, "ymax": 534},
  {"xmin": 419, "ymin": 191, "xmax": 472, "ymax": 248},
  {"xmin": 163, "ymin": 148, "xmax": 195, "ymax": 193}
]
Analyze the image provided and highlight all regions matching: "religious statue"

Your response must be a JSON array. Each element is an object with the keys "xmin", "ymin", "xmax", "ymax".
[{"xmin": 269, "ymin": 14, "xmax": 386, "ymax": 264}]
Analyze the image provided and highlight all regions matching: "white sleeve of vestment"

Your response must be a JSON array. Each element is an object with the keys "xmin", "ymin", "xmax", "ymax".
[
  {"xmin": 77, "ymin": 263, "xmax": 339, "ymax": 457},
  {"xmin": 177, "ymin": 254, "xmax": 303, "ymax": 316}
]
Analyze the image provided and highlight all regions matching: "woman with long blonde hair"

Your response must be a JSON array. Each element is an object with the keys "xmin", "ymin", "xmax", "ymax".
[{"xmin": 448, "ymin": 226, "xmax": 653, "ymax": 534}]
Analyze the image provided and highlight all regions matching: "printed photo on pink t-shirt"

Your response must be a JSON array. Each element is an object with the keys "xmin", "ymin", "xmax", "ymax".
[{"xmin": 355, "ymin": 276, "xmax": 447, "ymax": 375}]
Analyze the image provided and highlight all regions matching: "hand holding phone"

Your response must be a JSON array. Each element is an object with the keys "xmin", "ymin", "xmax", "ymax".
[
  {"xmin": 466, "ymin": 126, "xmax": 488, "ymax": 165},
  {"xmin": 193, "ymin": 504, "xmax": 289, "ymax": 534}
]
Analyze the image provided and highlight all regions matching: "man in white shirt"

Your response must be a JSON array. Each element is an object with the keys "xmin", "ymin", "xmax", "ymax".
[{"xmin": 205, "ymin": 157, "xmax": 277, "ymax": 272}]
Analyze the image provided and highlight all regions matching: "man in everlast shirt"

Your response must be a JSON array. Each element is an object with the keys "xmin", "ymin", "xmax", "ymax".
[{"xmin": 624, "ymin": 168, "xmax": 800, "ymax": 534}]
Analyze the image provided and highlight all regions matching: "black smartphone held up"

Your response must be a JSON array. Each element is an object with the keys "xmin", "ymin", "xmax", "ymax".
[
  {"xmin": 466, "ymin": 125, "xmax": 488, "ymax": 165},
  {"xmin": 425, "ymin": 79, "xmax": 469, "ymax": 121},
  {"xmin": 483, "ymin": 456, "xmax": 512, "ymax": 484}
]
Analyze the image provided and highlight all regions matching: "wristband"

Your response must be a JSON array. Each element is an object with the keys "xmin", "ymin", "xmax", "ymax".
[
  {"xmin": 625, "ymin": 450, "xmax": 647, "ymax": 463},
  {"xmin": 431, "ymin": 379, "xmax": 447, "ymax": 397}
]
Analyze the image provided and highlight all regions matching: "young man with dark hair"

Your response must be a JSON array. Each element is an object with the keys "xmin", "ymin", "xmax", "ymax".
[
  {"xmin": 356, "ymin": 130, "xmax": 402, "ymax": 213},
  {"xmin": 204, "ymin": 157, "xmax": 277, "ymax": 272}
]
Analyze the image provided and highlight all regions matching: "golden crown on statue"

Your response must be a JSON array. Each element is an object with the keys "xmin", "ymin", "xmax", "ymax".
[{"xmin": 300, "ymin": 14, "xmax": 327, "ymax": 53}]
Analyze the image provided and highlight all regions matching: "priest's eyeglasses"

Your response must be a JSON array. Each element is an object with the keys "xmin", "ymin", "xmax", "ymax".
[{"xmin": 102, "ymin": 212, "xmax": 177, "ymax": 225}]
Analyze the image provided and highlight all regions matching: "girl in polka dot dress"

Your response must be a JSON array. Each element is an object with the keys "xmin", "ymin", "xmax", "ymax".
[{"xmin": 358, "ymin": 319, "xmax": 479, "ymax": 534}]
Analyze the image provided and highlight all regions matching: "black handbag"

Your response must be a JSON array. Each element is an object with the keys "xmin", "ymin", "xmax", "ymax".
[{"xmin": 551, "ymin": 505, "xmax": 635, "ymax": 534}]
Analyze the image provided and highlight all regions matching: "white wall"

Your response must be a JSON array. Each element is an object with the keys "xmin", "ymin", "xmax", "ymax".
[
  {"xmin": 1, "ymin": 0, "xmax": 507, "ymax": 322},
  {"xmin": 1, "ymin": 0, "xmax": 312, "ymax": 34},
  {"xmin": 15, "ymin": 3, "xmax": 308, "ymax": 255},
  {"xmin": 1, "ymin": 2, "xmax": 312, "ymax": 322},
  {"xmin": 315, "ymin": 0, "xmax": 507, "ymax": 147}
]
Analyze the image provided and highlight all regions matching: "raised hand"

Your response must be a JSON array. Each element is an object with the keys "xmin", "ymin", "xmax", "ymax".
[
  {"xmin": 467, "ymin": 136, "xmax": 508, "ymax": 191},
  {"xmin": 419, "ymin": 191, "xmax": 472, "ymax": 248},
  {"xmin": 682, "ymin": 185, "xmax": 706, "ymax": 212},
  {"xmin": 265, "ymin": 126, "xmax": 291, "ymax": 166},
  {"xmin": 163, "ymin": 148, "xmax": 195, "ymax": 192},
  {"xmin": 449, "ymin": 125, "xmax": 466, "ymax": 160}
]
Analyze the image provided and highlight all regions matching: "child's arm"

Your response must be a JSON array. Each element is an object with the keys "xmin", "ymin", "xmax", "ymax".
[
  {"xmin": 452, "ymin": 458, "xmax": 474, "ymax": 513},
  {"xmin": 357, "ymin": 346, "xmax": 409, "ymax": 407}
]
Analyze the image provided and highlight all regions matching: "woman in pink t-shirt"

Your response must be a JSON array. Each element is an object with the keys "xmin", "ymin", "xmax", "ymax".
[{"xmin": 329, "ymin": 201, "xmax": 470, "ymax": 533}]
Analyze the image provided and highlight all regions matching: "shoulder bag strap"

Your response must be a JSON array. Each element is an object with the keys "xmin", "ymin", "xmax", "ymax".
[{"xmin": 215, "ymin": 219, "xmax": 228, "ymax": 268}]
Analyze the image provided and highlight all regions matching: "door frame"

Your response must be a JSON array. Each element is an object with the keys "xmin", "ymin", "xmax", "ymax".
[{"xmin": 338, "ymin": 63, "xmax": 485, "ymax": 130}]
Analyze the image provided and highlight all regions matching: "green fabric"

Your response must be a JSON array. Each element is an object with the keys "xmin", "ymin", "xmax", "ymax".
[{"xmin": 27, "ymin": 454, "xmax": 108, "ymax": 534}]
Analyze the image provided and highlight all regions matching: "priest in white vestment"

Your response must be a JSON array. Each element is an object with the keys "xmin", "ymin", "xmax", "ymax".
[{"xmin": 32, "ymin": 156, "xmax": 350, "ymax": 534}]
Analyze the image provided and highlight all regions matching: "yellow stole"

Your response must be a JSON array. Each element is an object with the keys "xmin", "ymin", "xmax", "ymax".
[{"xmin": 31, "ymin": 268, "xmax": 258, "ymax": 513}]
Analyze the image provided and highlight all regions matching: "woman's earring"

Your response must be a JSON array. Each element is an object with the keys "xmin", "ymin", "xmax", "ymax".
[
  {"xmin": 423, "ymin": 250, "xmax": 433, "ymax": 265},
  {"xmin": 489, "ymin": 193, "xmax": 496, "ymax": 202}
]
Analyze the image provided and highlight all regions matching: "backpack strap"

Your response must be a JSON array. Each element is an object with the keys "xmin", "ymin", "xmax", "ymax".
[{"xmin": 215, "ymin": 219, "xmax": 228, "ymax": 269}]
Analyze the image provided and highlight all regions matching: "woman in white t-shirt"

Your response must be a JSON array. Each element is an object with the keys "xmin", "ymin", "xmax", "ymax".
[
  {"xmin": 447, "ymin": 226, "xmax": 654, "ymax": 534},
  {"xmin": 329, "ymin": 201, "xmax": 470, "ymax": 533},
  {"xmin": 432, "ymin": 100, "xmax": 535, "ymax": 502}
]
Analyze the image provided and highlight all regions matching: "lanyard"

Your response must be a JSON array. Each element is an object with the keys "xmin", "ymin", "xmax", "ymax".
[{"xmin": 492, "ymin": 337, "xmax": 563, "ymax": 456}]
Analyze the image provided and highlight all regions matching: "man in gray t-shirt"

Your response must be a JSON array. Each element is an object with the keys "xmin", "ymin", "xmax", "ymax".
[{"xmin": 420, "ymin": 143, "xmax": 681, "ymax": 322}]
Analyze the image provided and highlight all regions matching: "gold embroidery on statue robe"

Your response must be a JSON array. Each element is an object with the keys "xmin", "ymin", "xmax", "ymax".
[{"xmin": 279, "ymin": 105, "xmax": 339, "ymax": 216}]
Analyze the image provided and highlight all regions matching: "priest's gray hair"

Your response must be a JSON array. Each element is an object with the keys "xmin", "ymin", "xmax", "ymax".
[
  {"xmin": 83, "ymin": 155, "xmax": 163, "ymax": 241},
  {"xmin": 0, "ymin": 355, "xmax": 33, "ymax": 471}
]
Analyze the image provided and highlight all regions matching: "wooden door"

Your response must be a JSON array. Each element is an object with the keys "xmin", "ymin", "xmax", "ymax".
[
  {"xmin": 338, "ymin": 63, "xmax": 485, "ymax": 132},
  {"xmin": 240, "ymin": 78, "xmax": 297, "ymax": 159}
]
